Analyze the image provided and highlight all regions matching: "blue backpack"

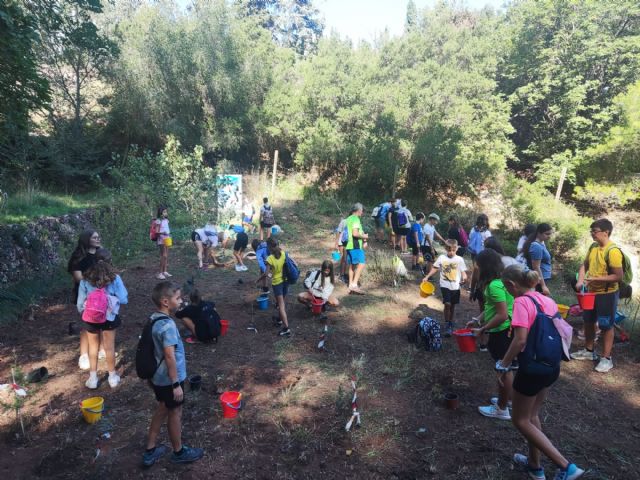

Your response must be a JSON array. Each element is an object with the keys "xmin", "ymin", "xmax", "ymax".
[
  {"xmin": 340, "ymin": 224, "xmax": 349, "ymax": 244},
  {"xmin": 283, "ymin": 253, "xmax": 300, "ymax": 284},
  {"xmin": 518, "ymin": 295, "xmax": 564, "ymax": 375},
  {"xmin": 468, "ymin": 228, "xmax": 484, "ymax": 255},
  {"xmin": 396, "ymin": 210, "xmax": 408, "ymax": 227}
]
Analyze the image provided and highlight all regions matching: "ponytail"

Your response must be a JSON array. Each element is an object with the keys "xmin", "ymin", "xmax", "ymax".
[{"xmin": 502, "ymin": 264, "xmax": 539, "ymax": 289}]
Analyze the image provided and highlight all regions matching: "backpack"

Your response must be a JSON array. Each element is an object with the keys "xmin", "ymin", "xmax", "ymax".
[
  {"xmin": 340, "ymin": 226, "xmax": 349, "ymax": 244},
  {"xmin": 587, "ymin": 243, "xmax": 634, "ymax": 299},
  {"xmin": 149, "ymin": 219, "xmax": 159, "ymax": 242},
  {"xmin": 397, "ymin": 210, "xmax": 408, "ymax": 227},
  {"xmin": 196, "ymin": 301, "xmax": 221, "ymax": 342},
  {"xmin": 370, "ymin": 206, "xmax": 381, "ymax": 219},
  {"xmin": 135, "ymin": 315, "xmax": 170, "ymax": 379},
  {"xmin": 468, "ymin": 228, "xmax": 484, "ymax": 255},
  {"xmin": 262, "ymin": 206, "xmax": 275, "ymax": 225},
  {"xmin": 82, "ymin": 287, "xmax": 108, "ymax": 324},
  {"xmin": 283, "ymin": 253, "xmax": 300, "ymax": 284},
  {"xmin": 407, "ymin": 317, "xmax": 442, "ymax": 352},
  {"xmin": 458, "ymin": 227, "xmax": 469, "ymax": 248},
  {"xmin": 518, "ymin": 295, "xmax": 564, "ymax": 376},
  {"xmin": 303, "ymin": 270, "xmax": 321, "ymax": 290}
]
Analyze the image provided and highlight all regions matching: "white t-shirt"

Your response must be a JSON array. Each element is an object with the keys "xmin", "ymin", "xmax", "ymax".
[
  {"xmin": 396, "ymin": 207, "xmax": 412, "ymax": 228},
  {"xmin": 434, "ymin": 254, "xmax": 467, "ymax": 290},
  {"xmin": 517, "ymin": 235, "xmax": 527, "ymax": 254},
  {"xmin": 501, "ymin": 255, "xmax": 519, "ymax": 268},
  {"xmin": 304, "ymin": 269, "xmax": 335, "ymax": 301},
  {"xmin": 195, "ymin": 224, "xmax": 218, "ymax": 246},
  {"xmin": 422, "ymin": 223, "xmax": 436, "ymax": 246}
]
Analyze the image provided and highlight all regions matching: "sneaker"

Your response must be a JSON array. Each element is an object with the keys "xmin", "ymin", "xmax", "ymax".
[
  {"xmin": 272, "ymin": 316, "xmax": 283, "ymax": 327},
  {"xmin": 553, "ymin": 463, "xmax": 584, "ymax": 480},
  {"xmin": 142, "ymin": 444, "xmax": 170, "ymax": 467},
  {"xmin": 479, "ymin": 344, "xmax": 488, "ymax": 352},
  {"xmin": 241, "ymin": 265, "xmax": 248, "ymax": 271},
  {"xmin": 170, "ymin": 445, "xmax": 204, "ymax": 464},
  {"xmin": 513, "ymin": 453, "xmax": 546, "ymax": 480},
  {"xmin": 85, "ymin": 376, "xmax": 98, "ymax": 389},
  {"xmin": 235, "ymin": 265, "xmax": 242, "ymax": 272},
  {"xmin": 156, "ymin": 273, "xmax": 166, "ymax": 280},
  {"xmin": 78, "ymin": 354, "xmax": 90, "ymax": 370},
  {"xmin": 444, "ymin": 322, "xmax": 453, "ymax": 337},
  {"xmin": 278, "ymin": 328, "xmax": 291, "ymax": 337},
  {"xmin": 491, "ymin": 397, "xmax": 513, "ymax": 409},
  {"xmin": 594, "ymin": 357, "xmax": 613, "ymax": 373},
  {"xmin": 108, "ymin": 373, "xmax": 121, "ymax": 388},
  {"xmin": 349, "ymin": 285, "xmax": 365, "ymax": 295},
  {"xmin": 571, "ymin": 349, "xmax": 598, "ymax": 361},
  {"xmin": 478, "ymin": 404, "xmax": 511, "ymax": 420},
  {"xmin": 163, "ymin": 272, "xmax": 172, "ymax": 277}
]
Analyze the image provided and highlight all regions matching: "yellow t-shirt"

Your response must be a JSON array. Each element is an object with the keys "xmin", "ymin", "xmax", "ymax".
[
  {"xmin": 586, "ymin": 241, "xmax": 623, "ymax": 294},
  {"xmin": 267, "ymin": 253, "xmax": 286, "ymax": 286}
]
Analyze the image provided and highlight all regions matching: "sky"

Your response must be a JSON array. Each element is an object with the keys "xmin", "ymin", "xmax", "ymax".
[{"xmin": 316, "ymin": 0, "xmax": 506, "ymax": 44}]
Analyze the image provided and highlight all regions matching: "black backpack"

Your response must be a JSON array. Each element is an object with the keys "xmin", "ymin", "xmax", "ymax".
[
  {"xmin": 136, "ymin": 315, "xmax": 170, "ymax": 379},
  {"xmin": 195, "ymin": 301, "xmax": 221, "ymax": 342}
]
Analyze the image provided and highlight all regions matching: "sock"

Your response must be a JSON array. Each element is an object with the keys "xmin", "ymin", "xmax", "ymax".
[{"xmin": 89, "ymin": 371, "xmax": 98, "ymax": 381}]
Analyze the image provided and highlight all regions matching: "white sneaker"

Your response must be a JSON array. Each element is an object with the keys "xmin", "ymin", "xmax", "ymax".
[
  {"xmin": 490, "ymin": 397, "xmax": 513, "ymax": 409},
  {"xmin": 78, "ymin": 354, "xmax": 90, "ymax": 370},
  {"xmin": 235, "ymin": 265, "xmax": 242, "ymax": 272},
  {"xmin": 240, "ymin": 265, "xmax": 248, "ymax": 271},
  {"xmin": 156, "ymin": 273, "xmax": 166, "ymax": 280},
  {"xmin": 570, "ymin": 349, "xmax": 598, "ymax": 361},
  {"xmin": 595, "ymin": 357, "xmax": 613, "ymax": 373},
  {"xmin": 163, "ymin": 272, "xmax": 172, "ymax": 277},
  {"xmin": 85, "ymin": 376, "xmax": 98, "ymax": 389},
  {"xmin": 108, "ymin": 374, "xmax": 121, "ymax": 388},
  {"xmin": 478, "ymin": 404, "xmax": 511, "ymax": 420}
]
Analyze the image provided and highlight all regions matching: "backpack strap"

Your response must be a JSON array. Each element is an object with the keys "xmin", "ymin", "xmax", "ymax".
[
  {"xmin": 149, "ymin": 314, "xmax": 171, "ymax": 371},
  {"xmin": 522, "ymin": 293, "xmax": 544, "ymax": 314}
]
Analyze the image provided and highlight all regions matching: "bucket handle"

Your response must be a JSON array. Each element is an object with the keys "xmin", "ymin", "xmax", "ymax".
[
  {"xmin": 83, "ymin": 406, "xmax": 104, "ymax": 414},
  {"xmin": 225, "ymin": 400, "xmax": 243, "ymax": 411}
]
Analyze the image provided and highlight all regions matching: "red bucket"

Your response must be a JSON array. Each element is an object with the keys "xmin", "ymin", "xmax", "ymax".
[
  {"xmin": 220, "ymin": 319, "xmax": 229, "ymax": 336},
  {"xmin": 576, "ymin": 292, "xmax": 596, "ymax": 311},
  {"xmin": 311, "ymin": 298, "xmax": 325, "ymax": 315},
  {"xmin": 453, "ymin": 329, "xmax": 477, "ymax": 353},
  {"xmin": 220, "ymin": 391, "xmax": 242, "ymax": 419}
]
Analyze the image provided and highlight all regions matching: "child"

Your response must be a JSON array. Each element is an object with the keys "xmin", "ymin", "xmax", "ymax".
[
  {"xmin": 373, "ymin": 200, "xmax": 392, "ymax": 242},
  {"xmin": 259, "ymin": 197, "xmax": 275, "ymax": 241},
  {"xmin": 298, "ymin": 260, "xmax": 340, "ymax": 317},
  {"xmin": 422, "ymin": 213, "xmax": 447, "ymax": 271},
  {"xmin": 232, "ymin": 225, "xmax": 249, "ymax": 271},
  {"xmin": 155, "ymin": 206, "xmax": 172, "ymax": 279},
  {"xmin": 175, "ymin": 289, "xmax": 220, "ymax": 343},
  {"xmin": 423, "ymin": 239, "xmax": 467, "ymax": 337},
  {"xmin": 142, "ymin": 282, "xmax": 204, "ymax": 467},
  {"xmin": 334, "ymin": 217, "xmax": 348, "ymax": 283},
  {"xmin": 252, "ymin": 238, "xmax": 270, "ymax": 293},
  {"xmin": 77, "ymin": 249, "xmax": 128, "ymax": 389},
  {"xmin": 242, "ymin": 200, "xmax": 256, "ymax": 233},
  {"xmin": 396, "ymin": 200, "xmax": 412, "ymax": 254},
  {"xmin": 259, "ymin": 239, "xmax": 291, "ymax": 337},
  {"xmin": 407, "ymin": 212, "xmax": 426, "ymax": 270},
  {"xmin": 191, "ymin": 221, "xmax": 219, "ymax": 269},
  {"xmin": 467, "ymin": 213, "xmax": 492, "ymax": 260},
  {"xmin": 515, "ymin": 223, "xmax": 536, "ymax": 265}
]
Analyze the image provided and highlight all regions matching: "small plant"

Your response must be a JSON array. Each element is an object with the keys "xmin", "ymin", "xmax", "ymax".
[{"xmin": 0, "ymin": 350, "xmax": 29, "ymax": 439}]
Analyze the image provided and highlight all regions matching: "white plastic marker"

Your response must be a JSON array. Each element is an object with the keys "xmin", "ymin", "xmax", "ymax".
[
  {"xmin": 345, "ymin": 377, "xmax": 361, "ymax": 432},
  {"xmin": 317, "ymin": 325, "xmax": 328, "ymax": 350}
]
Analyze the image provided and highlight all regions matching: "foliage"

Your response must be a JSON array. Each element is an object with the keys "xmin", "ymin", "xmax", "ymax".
[
  {"xmin": 0, "ymin": 188, "xmax": 102, "ymax": 225},
  {"xmin": 573, "ymin": 180, "xmax": 640, "ymax": 210}
]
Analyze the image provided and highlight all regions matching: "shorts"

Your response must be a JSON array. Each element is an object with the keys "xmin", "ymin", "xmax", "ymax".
[
  {"xmin": 260, "ymin": 222, "xmax": 273, "ymax": 229},
  {"xmin": 375, "ymin": 218, "xmax": 386, "ymax": 229},
  {"xmin": 243, "ymin": 215, "xmax": 253, "ymax": 224},
  {"xmin": 513, "ymin": 368, "xmax": 560, "ymax": 397},
  {"xmin": 233, "ymin": 232, "xmax": 249, "ymax": 251},
  {"xmin": 346, "ymin": 249, "xmax": 366, "ymax": 265},
  {"xmin": 487, "ymin": 328, "xmax": 514, "ymax": 362},
  {"xmin": 583, "ymin": 291, "xmax": 619, "ymax": 331},
  {"xmin": 82, "ymin": 314, "xmax": 122, "ymax": 333},
  {"xmin": 272, "ymin": 282, "xmax": 289, "ymax": 297},
  {"xmin": 398, "ymin": 227, "xmax": 410, "ymax": 236},
  {"xmin": 392, "ymin": 225, "xmax": 400, "ymax": 235},
  {"xmin": 191, "ymin": 231, "xmax": 202, "ymax": 242},
  {"xmin": 151, "ymin": 381, "xmax": 185, "ymax": 409},
  {"xmin": 440, "ymin": 287, "xmax": 461, "ymax": 305},
  {"xmin": 410, "ymin": 244, "xmax": 420, "ymax": 256}
]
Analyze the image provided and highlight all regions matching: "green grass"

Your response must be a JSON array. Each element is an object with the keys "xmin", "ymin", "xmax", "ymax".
[{"xmin": 0, "ymin": 190, "xmax": 106, "ymax": 225}]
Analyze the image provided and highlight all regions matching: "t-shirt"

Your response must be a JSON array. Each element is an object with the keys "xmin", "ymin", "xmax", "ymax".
[
  {"xmin": 175, "ymin": 302, "xmax": 215, "ymax": 337},
  {"xmin": 267, "ymin": 253, "xmax": 286, "ymax": 286},
  {"xmin": 150, "ymin": 313, "xmax": 187, "ymax": 387},
  {"xmin": 345, "ymin": 214, "xmax": 363, "ymax": 250},
  {"xmin": 156, "ymin": 218, "xmax": 170, "ymax": 245},
  {"xmin": 483, "ymin": 279, "xmax": 514, "ymax": 333},
  {"xmin": 304, "ymin": 269, "xmax": 335, "ymax": 301},
  {"xmin": 501, "ymin": 256, "xmax": 519, "ymax": 268},
  {"xmin": 255, "ymin": 241, "xmax": 269, "ymax": 273},
  {"xmin": 408, "ymin": 222, "xmax": 424, "ymax": 246},
  {"xmin": 378, "ymin": 202, "xmax": 391, "ymax": 220},
  {"xmin": 336, "ymin": 219, "xmax": 347, "ymax": 244},
  {"xmin": 195, "ymin": 224, "xmax": 218, "ymax": 246},
  {"xmin": 422, "ymin": 223, "xmax": 436, "ymax": 246},
  {"xmin": 434, "ymin": 254, "xmax": 467, "ymax": 290},
  {"xmin": 70, "ymin": 252, "xmax": 98, "ymax": 303},
  {"xmin": 511, "ymin": 292, "xmax": 558, "ymax": 330},
  {"xmin": 529, "ymin": 241, "xmax": 552, "ymax": 280},
  {"xmin": 77, "ymin": 275, "xmax": 128, "ymax": 321},
  {"xmin": 517, "ymin": 235, "xmax": 527, "ymax": 254},
  {"xmin": 587, "ymin": 241, "xmax": 623, "ymax": 294}
]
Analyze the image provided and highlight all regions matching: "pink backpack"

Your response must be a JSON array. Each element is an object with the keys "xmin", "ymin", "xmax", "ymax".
[
  {"xmin": 458, "ymin": 227, "xmax": 469, "ymax": 248},
  {"xmin": 82, "ymin": 288, "xmax": 108, "ymax": 324}
]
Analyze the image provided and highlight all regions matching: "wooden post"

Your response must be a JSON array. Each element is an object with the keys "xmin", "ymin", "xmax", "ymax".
[
  {"xmin": 391, "ymin": 163, "xmax": 399, "ymax": 198},
  {"xmin": 271, "ymin": 150, "xmax": 279, "ymax": 200},
  {"xmin": 555, "ymin": 167, "xmax": 567, "ymax": 202}
]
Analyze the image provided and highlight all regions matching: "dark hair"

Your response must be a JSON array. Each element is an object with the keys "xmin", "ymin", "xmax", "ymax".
[
  {"xmin": 156, "ymin": 205, "xmax": 167, "ymax": 219},
  {"xmin": 522, "ymin": 223, "xmax": 552, "ymax": 266},
  {"xmin": 85, "ymin": 257, "xmax": 117, "ymax": 288},
  {"xmin": 251, "ymin": 239, "xmax": 261, "ymax": 251},
  {"xmin": 263, "ymin": 197, "xmax": 269, "ymax": 204},
  {"xmin": 448, "ymin": 215, "xmax": 459, "ymax": 229},
  {"xmin": 269, "ymin": 239, "xmax": 282, "ymax": 259},
  {"xmin": 475, "ymin": 214, "xmax": 489, "ymax": 231},
  {"xmin": 401, "ymin": 199, "xmax": 407, "ymax": 207},
  {"xmin": 152, "ymin": 281, "xmax": 180, "ymax": 308},
  {"xmin": 415, "ymin": 212, "xmax": 425, "ymax": 222},
  {"xmin": 67, "ymin": 229, "xmax": 98, "ymax": 273},
  {"xmin": 320, "ymin": 259, "xmax": 334, "ymax": 287},
  {"xmin": 475, "ymin": 249, "xmax": 504, "ymax": 292},
  {"xmin": 484, "ymin": 236, "xmax": 505, "ymax": 255},
  {"xmin": 95, "ymin": 248, "xmax": 112, "ymax": 264},
  {"xmin": 590, "ymin": 218, "xmax": 613, "ymax": 235},
  {"xmin": 189, "ymin": 289, "xmax": 202, "ymax": 306},
  {"xmin": 523, "ymin": 223, "xmax": 536, "ymax": 237}
]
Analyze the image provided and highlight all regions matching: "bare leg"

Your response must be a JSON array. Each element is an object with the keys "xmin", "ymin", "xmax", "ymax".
[
  {"xmin": 352, "ymin": 263, "xmax": 366, "ymax": 286},
  {"xmin": 277, "ymin": 295, "xmax": 288, "ymax": 328},
  {"xmin": 80, "ymin": 330, "xmax": 88, "ymax": 356},
  {"xmin": 87, "ymin": 331, "xmax": 100, "ymax": 372},
  {"xmin": 601, "ymin": 327, "xmax": 614, "ymax": 358},
  {"xmin": 297, "ymin": 292, "xmax": 313, "ymax": 306},
  {"xmin": 584, "ymin": 321, "xmax": 596, "ymax": 351},
  {"xmin": 101, "ymin": 330, "xmax": 117, "ymax": 373},
  {"xmin": 195, "ymin": 241, "xmax": 204, "ymax": 268},
  {"xmin": 146, "ymin": 402, "xmax": 169, "ymax": 449},
  {"xmin": 497, "ymin": 371, "xmax": 513, "ymax": 411}
]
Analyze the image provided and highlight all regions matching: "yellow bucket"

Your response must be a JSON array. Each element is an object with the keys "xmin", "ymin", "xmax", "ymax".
[
  {"xmin": 163, "ymin": 237, "xmax": 173, "ymax": 247},
  {"xmin": 81, "ymin": 396, "xmax": 104, "ymax": 424},
  {"xmin": 557, "ymin": 304, "xmax": 569, "ymax": 319},
  {"xmin": 419, "ymin": 281, "xmax": 435, "ymax": 298}
]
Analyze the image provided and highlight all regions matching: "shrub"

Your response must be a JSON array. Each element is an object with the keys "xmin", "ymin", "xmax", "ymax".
[{"xmin": 573, "ymin": 180, "xmax": 640, "ymax": 210}]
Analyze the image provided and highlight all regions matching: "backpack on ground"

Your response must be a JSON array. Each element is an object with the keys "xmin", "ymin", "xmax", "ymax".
[
  {"xmin": 135, "ymin": 315, "xmax": 170, "ymax": 379},
  {"xmin": 518, "ymin": 295, "xmax": 564, "ymax": 376},
  {"xmin": 82, "ymin": 288, "xmax": 108, "ymax": 324},
  {"xmin": 149, "ymin": 219, "xmax": 159, "ymax": 242},
  {"xmin": 467, "ymin": 228, "xmax": 484, "ymax": 255},
  {"xmin": 283, "ymin": 253, "xmax": 300, "ymax": 284},
  {"xmin": 396, "ymin": 210, "xmax": 409, "ymax": 227},
  {"xmin": 303, "ymin": 269, "xmax": 322, "ymax": 290},
  {"xmin": 407, "ymin": 317, "xmax": 442, "ymax": 352},
  {"xmin": 262, "ymin": 206, "xmax": 275, "ymax": 225},
  {"xmin": 587, "ymin": 243, "xmax": 634, "ymax": 299},
  {"xmin": 196, "ymin": 301, "xmax": 221, "ymax": 342},
  {"xmin": 458, "ymin": 227, "xmax": 469, "ymax": 248}
]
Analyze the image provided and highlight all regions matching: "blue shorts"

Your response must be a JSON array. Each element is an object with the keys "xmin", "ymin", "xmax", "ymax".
[
  {"xmin": 346, "ymin": 249, "xmax": 366, "ymax": 265},
  {"xmin": 272, "ymin": 282, "xmax": 289, "ymax": 297},
  {"xmin": 243, "ymin": 216, "xmax": 253, "ymax": 224},
  {"xmin": 375, "ymin": 218, "xmax": 386, "ymax": 229},
  {"xmin": 583, "ymin": 291, "xmax": 619, "ymax": 331}
]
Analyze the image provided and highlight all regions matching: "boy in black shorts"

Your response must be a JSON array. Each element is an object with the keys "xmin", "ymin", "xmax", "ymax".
[{"xmin": 232, "ymin": 225, "xmax": 249, "ymax": 272}]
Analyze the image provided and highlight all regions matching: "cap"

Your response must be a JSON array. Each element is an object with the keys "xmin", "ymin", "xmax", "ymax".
[{"xmin": 428, "ymin": 213, "xmax": 440, "ymax": 221}]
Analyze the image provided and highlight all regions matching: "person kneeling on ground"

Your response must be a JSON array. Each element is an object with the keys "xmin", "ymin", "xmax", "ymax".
[
  {"xmin": 298, "ymin": 260, "xmax": 340, "ymax": 319},
  {"xmin": 175, "ymin": 289, "xmax": 222, "ymax": 344}
]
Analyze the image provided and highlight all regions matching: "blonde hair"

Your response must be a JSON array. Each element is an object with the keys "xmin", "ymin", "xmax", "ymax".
[
  {"xmin": 445, "ymin": 239, "xmax": 458, "ymax": 250},
  {"xmin": 502, "ymin": 265, "xmax": 539, "ymax": 289}
]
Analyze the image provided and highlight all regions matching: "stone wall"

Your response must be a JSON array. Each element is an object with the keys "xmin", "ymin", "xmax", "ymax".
[{"xmin": 0, "ymin": 211, "xmax": 96, "ymax": 286}]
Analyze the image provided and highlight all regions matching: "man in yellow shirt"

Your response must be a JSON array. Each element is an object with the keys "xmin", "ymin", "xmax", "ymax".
[{"xmin": 572, "ymin": 219, "xmax": 623, "ymax": 373}]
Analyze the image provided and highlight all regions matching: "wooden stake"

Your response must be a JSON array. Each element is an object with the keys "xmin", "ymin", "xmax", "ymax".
[
  {"xmin": 271, "ymin": 150, "xmax": 279, "ymax": 200},
  {"xmin": 555, "ymin": 167, "xmax": 567, "ymax": 202},
  {"xmin": 391, "ymin": 164, "xmax": 399, "ymax": 198}
]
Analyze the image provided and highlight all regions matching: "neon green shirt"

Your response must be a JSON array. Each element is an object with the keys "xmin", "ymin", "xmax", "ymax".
[
  {"xmin": 267, "ymin": 253, "xmax": 286, "ymax": 286},
  {"xmin": 483, "ymin": 279, "xmax": 514, "ymax": 333},
  {"xmin": 345, "ymin": 214, "xmax": 363, "ymax": 250}
]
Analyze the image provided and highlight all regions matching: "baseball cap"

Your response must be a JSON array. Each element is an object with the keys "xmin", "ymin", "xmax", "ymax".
[{"xmin": 428, "ymin": 213, "xmax": 440, "ymax": 221}]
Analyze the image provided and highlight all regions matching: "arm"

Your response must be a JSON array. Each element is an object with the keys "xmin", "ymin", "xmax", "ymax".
[
  {"xmin": 435, "ymin": 231, "xmax": 446, "ymax": 243},
  {"xmin": 413, "ymin": 230, "xmax": 420, "ymax": 247},
  {"xmin": 71, "ymin": 270, "xmax": 83, "ymax": 283},
  {"xmin": 466, "ymin": 311, "xmax": 485, "ymax": 328},
  {"xmin": 77, "ymin": 281, "xmax": 87, "ymax": 313},
  {"xmin": 114, "ymin": 276, "xmax": 128, "ymax": 305},
  {"xmin": 352, "ymin": 226, "xmax": 368, "ymax": 240},
  {"xmin": 423, "ymin": 265, "xmax": 439, "ymax": 282},
  {"xmin": 163, "ymin": 345, "xmax": 183, "ymax": 402},
  {"xmin": 473, "ymin": 302, "xmax": 508, "ymax": 335},
  {"xmin": 585, "ymin": 267, "xmax": 623, "ymax": 285},
  {"xmin": 499, "ymin": 326, "xmax": 528, "ymax": 368},
  {"xmin": 576, "ymin": 263, "xmax": 587, "ymax": 291}
]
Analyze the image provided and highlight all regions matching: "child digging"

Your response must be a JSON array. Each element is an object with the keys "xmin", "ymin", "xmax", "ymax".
[
  {"xmin": 142, "ymin": 281, "xmax": 204, "ymax": 467},
  {"xmin": 423, "ymin": 239, "xmax": 467, "ymax": 337}
]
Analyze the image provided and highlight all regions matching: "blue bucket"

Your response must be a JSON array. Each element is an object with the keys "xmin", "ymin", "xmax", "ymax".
[
  {"xmin": 331, "ymin": 251, "xmax": 341, "ymax": 262},
  {"xmin": 257, "ymin": 294, "xmax": 269, "ymax": 310}
]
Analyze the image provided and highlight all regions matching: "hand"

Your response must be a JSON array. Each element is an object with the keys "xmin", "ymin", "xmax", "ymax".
[
  {"xmin": 363, "ymin": 233, "xmax": 369, "ymax": 239},
  {"xmin": 422, "ymin": 276, "xmax": 430, "ymax": 283},
  {"xmin": 173, "ymin": 385, "xmax": 184, "ymax": 402},
  {"xmin": 465, "ymin": 319, "xmax": 477, "ymax": 328},
  {"xmin": 541, "ymin": 285, "xmax": 551, "ymax": 296},
  {"xmin": 575, "ymin": 281, "xmax": 584, "ymax": 292},
  {"xmin": 471, "ymin": 327, "xmax": 484, "ymax": 337}
]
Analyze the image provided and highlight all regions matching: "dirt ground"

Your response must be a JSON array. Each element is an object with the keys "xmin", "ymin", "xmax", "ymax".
[{"xmin": 1, "ymin": 202, "xmax": 640, "ymax": 480}]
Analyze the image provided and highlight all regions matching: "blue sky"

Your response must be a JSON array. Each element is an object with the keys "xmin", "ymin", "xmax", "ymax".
[{"xmin": 316, "ymin": 0, "xmax": 506, "ymax": 44}]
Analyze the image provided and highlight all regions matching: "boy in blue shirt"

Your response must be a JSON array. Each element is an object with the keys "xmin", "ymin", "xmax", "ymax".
[
  {"xmin": 408, "ymin": 213, "xmax": 426, "ymax": 271},
  {"xmin": 143, "ymin": 282, "xmax": 204, "ymax": 467}
]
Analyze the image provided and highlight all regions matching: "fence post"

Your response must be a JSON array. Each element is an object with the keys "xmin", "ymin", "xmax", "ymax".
[
  {"xmin": 271, "ymin": 150, "xmax": 279, "ymax": 200},
  {"xmin": 555, "ymin": 167, "xmax": 567, "ymax": 202}
]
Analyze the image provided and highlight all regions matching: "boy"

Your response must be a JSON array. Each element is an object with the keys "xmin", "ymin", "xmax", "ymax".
[
  {"xmin": 572, "ymin": 218, "xmax": 624, "ymax": 373},
  {"xmin": 407, "ymin": 212, "xmax": 426, "ymax": 270},
  {"xmin": 345, "ymin": 203, "xmax": 368, "ymax": 295},
  {"xmin": 423, "ymin": 239, "xmax": 467, "ymax": 337},
  {"xmin": 373, "ymin": 200, "xmax": 392, "ymax": 243},
  {"xmin": 252, "ymin": 238, "xmax": 270, "ymax": 293},
  {"xmin": 143, "ymin": 282, "xmax": 204, "ymax": 467},
  {"xmin": 231, "ymin": 225, "xmax": 249, "ymax": 271},
  {"xmin": 259, "ymin": 197, "xmax": 275, "ymax": 241},
  {"xmin": 396, "ymin": 200, "xmax": 413, "ymax": 254}
]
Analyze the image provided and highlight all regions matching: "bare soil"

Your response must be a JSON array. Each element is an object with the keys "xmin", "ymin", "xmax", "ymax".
[{"xmin": 1, "ymin": 203, "xmax": 640, "ymax": 479}]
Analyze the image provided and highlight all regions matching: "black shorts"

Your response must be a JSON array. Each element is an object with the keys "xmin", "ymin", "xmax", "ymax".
[
  {"xmin": 583, "ymin": 291, "xmax": 619, "ymax": 331},
  {"xmin": 487, "ymin": 328, "xmax": 513, "ymax": 361},
  {"xmin": 151, "ymin": 381, "xmax": 185, "ymax": 409},
  {"xmin": 234, "ymin": 232, "xmax": 249, "ymax": 251},
  {"xmin": 513, "ymin": 368, "xmax": 560, "ymax": 397},
  {"xmin": 440, "ymin": 287, "xmax": 461, "ymax": 305},
  {"xmin": 260, "ymin": 222, "xmax": 273, "ymax": 229},
  {"xmin": 191, "ymin": 231, "xmax": 202, "ymax": 242},
  {"xmin": 82, "ymin": 314, "xmax": 122, "ymax": 333},
  {"xmin": 398, "ymin": 227, "xmax": 410, "ymax": 236},
  {"xmin": 420, "ymin": 245, "xmax": 434, "ymax": 262},
  {"xmin": 410, "ymin": 244, "xmax": 420, "ymax": 256}
]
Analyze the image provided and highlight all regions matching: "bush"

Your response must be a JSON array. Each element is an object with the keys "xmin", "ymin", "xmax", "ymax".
[{"xmin": 573, "ymin": 180, "xmax": 640, "ymax": 210}]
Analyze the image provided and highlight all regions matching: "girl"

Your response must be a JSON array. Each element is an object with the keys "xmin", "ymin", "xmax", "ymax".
[
  {"xmin": 499, "ymin": 265, "xmax": 583, "ymax": 480},
  {"xmin": 77, "ymin": 249, "xmax": 128, "ymax": 389},
  {"xmin": 191, "ymin": 221, "xmax": 221, "ymax": 269},
  {"xmin": 260, "ymin": 239, "xmax": 291, "ymax": 337},
  {"xmin": 516, "ymin": 224, "xmax": 536, "ymax": 264},
  {"xmin": 523, "ymin": 223, "xmax": 554, "ymax": 296},
  {"xmin": 484, "ymin": 237, "xmax": 519, "ymax": 268},
  {"xmin": 467, "ymin": 249, "xmax": 514, "ymax": 421},
  {"xmin": 468, "ymin": 214, "xmax": 492, "ymax": 260},
  {"xmin": 155, "ymin": 206, "xmax": 172, "ymax": 279},
  {"xmin": 447, "ymin": 215, "xmax": 466, "ymax": 257},
  {"xmin": 334, "ymin": 217, "xmax": 348, "ymax": 283},
  {"xmin": 232, "ymin": 225, "xmax": 249, "ymax": 271},
  {"xmin": 298, "ymin": 260, "xmax": 340, "ymax": 315},
  {"xmin": 68, "ymin": 230, "xmax": 101, "ymax": 370}
]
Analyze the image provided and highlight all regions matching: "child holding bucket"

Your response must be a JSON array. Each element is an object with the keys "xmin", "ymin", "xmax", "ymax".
[
  {"xmin": 259, "ymin": 239, "xmax": 291, "ymax": 337},
  {"xmin": 467, "ymin": 249, "xmax": 515, "ymax": 421},
  {"xmin": 143, "ymin": 281, "xmax": 204, "ymax": 467},
  {"xmin": 155, "ymin": 206, "xmax": 172, "ymax": 280},
  {"xmin": 298, "ymin": 260, "xmax": 340, "ymax": 318}
]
